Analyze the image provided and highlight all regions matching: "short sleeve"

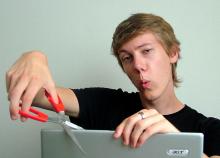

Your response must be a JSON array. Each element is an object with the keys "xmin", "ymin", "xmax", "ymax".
[
  {"xmin": 202, "ymin": 117, "xmax": 220, "ymax": 156},
  {"xmin": 69, "ymin": 87, "xmax": 141, "ymax": 130}
]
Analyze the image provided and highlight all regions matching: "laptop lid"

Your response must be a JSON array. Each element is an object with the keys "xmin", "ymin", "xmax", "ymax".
[{"xmin": 41, "ymin": 129, "xmax": 203, "ymax": 158}]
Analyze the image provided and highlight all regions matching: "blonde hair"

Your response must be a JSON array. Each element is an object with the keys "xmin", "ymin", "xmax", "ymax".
[{"xmin": 111, "ymin": 13, "xmax": 181, "ymax": 87}]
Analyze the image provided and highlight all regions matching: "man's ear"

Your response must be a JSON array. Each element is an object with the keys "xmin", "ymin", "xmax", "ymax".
[{"xmin": 169, "ymin": 44, "xmax": 180, "ymax": 64}]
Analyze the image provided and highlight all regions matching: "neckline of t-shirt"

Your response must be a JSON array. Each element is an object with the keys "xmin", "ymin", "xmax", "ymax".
[{"xmin": 163, "ymin": 104, "xmax": 189, "ymax": 118}]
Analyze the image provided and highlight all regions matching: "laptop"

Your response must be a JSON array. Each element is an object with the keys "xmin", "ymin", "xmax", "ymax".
[{"xmin": 41, "ymin": 129, "xmax": 203, "ymax": 158}]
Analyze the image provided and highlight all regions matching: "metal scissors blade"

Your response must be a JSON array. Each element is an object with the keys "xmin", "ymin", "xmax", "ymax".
[
  {"xmin": 19, "ymin": 90, "xmax": 86, "ymax": 155},
  {"xmin": 63, "ymin": 120, "xmax": 84, "ymax": 130},
  {"xmin": 61, "ymin": 122, "xmax": 86, "ymax": 155},
  {"xmin": 47, "ymin": 115, "xmax": 83, "ymax": 130},
  {"xmin": 47, "ymin": 114, "xmax": 86, "ymax": 154}
]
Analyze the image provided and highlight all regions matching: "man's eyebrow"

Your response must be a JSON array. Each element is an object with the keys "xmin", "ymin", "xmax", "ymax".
[
  {"xmin": 118, "ymin": 43, "xmax": 152, "ymax": 54},
  {"xmin": 136, "ymin": 43, "xmax": 152, "ymax": 49},
  {"xmin": 118, "ymin": 50, "xmax": 129, "ymax": 54}
]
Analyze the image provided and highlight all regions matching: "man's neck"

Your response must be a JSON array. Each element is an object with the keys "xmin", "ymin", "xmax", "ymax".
[{"xmin": 139, "ymin": 84, "xmax": 184, "ymax": 115}]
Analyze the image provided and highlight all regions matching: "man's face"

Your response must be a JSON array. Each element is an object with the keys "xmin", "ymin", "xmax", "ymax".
[{"xmin": 118, "ymin": 32, "xmax": 178, "ymax": 101}]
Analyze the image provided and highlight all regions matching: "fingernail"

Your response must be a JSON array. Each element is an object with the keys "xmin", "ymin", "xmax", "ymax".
[
  {"xmin": 21, "ymin": 117, "xmax": 27, "ymax": 122},
  {"xmin": 11, "ymin": 116, "xmax": 17, "ymax": 120},
  {"xmin": 123, "ymin": 140, "xmax": 128, "ymax": 145},
  {"xmin": 131, "ymin": 144, "xmax": 136, "ymax": 148},
  {"xmin": 11, "ymin": 114, "xmax": 18, "ymax": 120},
  {"xmin": 136, "ymin": 142, "xmax": 141, "ymax": 148},
  {"xmin": 113, "ymin": 131, "xmax": 119, "ymax": 138}
]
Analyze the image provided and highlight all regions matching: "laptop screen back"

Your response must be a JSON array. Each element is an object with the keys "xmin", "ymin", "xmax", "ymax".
[{"xmin": 41, "ymin": 129, "xmax": 203, "ymax": 158}]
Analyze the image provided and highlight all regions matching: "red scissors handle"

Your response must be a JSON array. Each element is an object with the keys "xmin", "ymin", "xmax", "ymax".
[
  {"xmin": 19, "ymin": 105, "xmax": 48, "ymax": 122},
  {"xmin": 44, "ymin": 90, "xmax": 64, "ymax": 113},
  {"xmin": 19, "ymin": 90, "xmax": 64, "ymax": 122}
]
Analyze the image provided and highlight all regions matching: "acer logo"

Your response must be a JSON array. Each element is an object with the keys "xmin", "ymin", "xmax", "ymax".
[{"xmin": 167, "ymin": 149, "xmax": 189, "ymax": 157}]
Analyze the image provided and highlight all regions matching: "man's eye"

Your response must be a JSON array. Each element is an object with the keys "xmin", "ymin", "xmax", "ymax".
[
  {"xmin": 143, "ymin": 49, "xmax": 152, "ymax": 54},
  {"xmin": 121, "ymin": 56, "xmax": 132, "ymax": 62}
]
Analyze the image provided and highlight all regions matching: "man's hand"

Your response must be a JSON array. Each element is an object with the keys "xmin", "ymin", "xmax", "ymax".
[
  {"xmin": 6, "ymin": 51, "xmax": 58, "ymax": 121},
  {"xmin": 113, "ymin": 108, "xmax": 179, "ymax": 148}
]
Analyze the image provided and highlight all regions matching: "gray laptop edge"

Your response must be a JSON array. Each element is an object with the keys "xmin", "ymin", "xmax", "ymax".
[{"xmin": 41, "ymin": 129, "xmax": 203, "ymax": 158}]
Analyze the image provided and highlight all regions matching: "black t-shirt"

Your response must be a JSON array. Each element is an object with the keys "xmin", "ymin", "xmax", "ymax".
[{"xmin": 69, "ymin": 87, "xmax": 220, "ymax": 156}]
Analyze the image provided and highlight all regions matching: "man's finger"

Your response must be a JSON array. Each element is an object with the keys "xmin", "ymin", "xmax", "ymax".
[
  {"xmin": 44, "ymin": 81, "xmax": 58, "ymax": 104},
  {"xmin": 20, "ymin": 79, "xmax": 42, "ymax": 112},
  {"xmin": 9, "ymin": 78, "xmax": 29, "ymax": 120},
  {"xmin": 121, "ymin": 113, "xmax": 144, "ymax": 145},
  {"xmin": 114, "ymin": 119, "xmax": 127, "ymax": 139},
  {"xmin": 131, "ymin": 114, "xmax": 164, "ymax": 147}
]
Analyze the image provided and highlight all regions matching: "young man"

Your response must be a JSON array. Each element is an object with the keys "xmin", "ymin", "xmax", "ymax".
[{"xmin": 6, "ymin": 13, "xmax": 220, "ymax": 158}]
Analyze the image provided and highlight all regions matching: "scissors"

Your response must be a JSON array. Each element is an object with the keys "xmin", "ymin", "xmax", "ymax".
[{"xmin": 18, "ymin": 90, "xmax": 86, "ymax": 155}]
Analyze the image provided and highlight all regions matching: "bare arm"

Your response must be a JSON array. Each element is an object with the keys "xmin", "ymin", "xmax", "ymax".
[
  {"xmin": 208, "ymin": 155, "xmax": 220, "ymax": 158},
  {"xmin": 33, "ymin": 87, "xmax": 79, "ymax": 117}
]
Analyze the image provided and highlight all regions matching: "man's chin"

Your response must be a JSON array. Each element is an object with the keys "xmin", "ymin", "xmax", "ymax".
[{"xmin": 139, "ymin": 90, "xmax": 156, "ymax": 100}]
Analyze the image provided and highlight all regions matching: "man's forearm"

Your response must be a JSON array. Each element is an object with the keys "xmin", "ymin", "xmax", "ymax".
[
  {"xmin": 33, "ymin": 87, "xmax": 79, "ymax": 117},
  {"xmin": 204, "ymin": 154, "xmax": 220, "ymax": 158}
]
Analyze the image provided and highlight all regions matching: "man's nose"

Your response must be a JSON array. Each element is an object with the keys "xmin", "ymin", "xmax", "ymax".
[{"xmin": 133, "ymin": 55, "xmax": 147, "ymax": 72}]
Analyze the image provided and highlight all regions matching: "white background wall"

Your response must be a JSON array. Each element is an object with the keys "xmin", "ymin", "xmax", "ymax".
[{"xmin": 0, "ymin": 0, "xmax": 219, "ymax": 158}]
